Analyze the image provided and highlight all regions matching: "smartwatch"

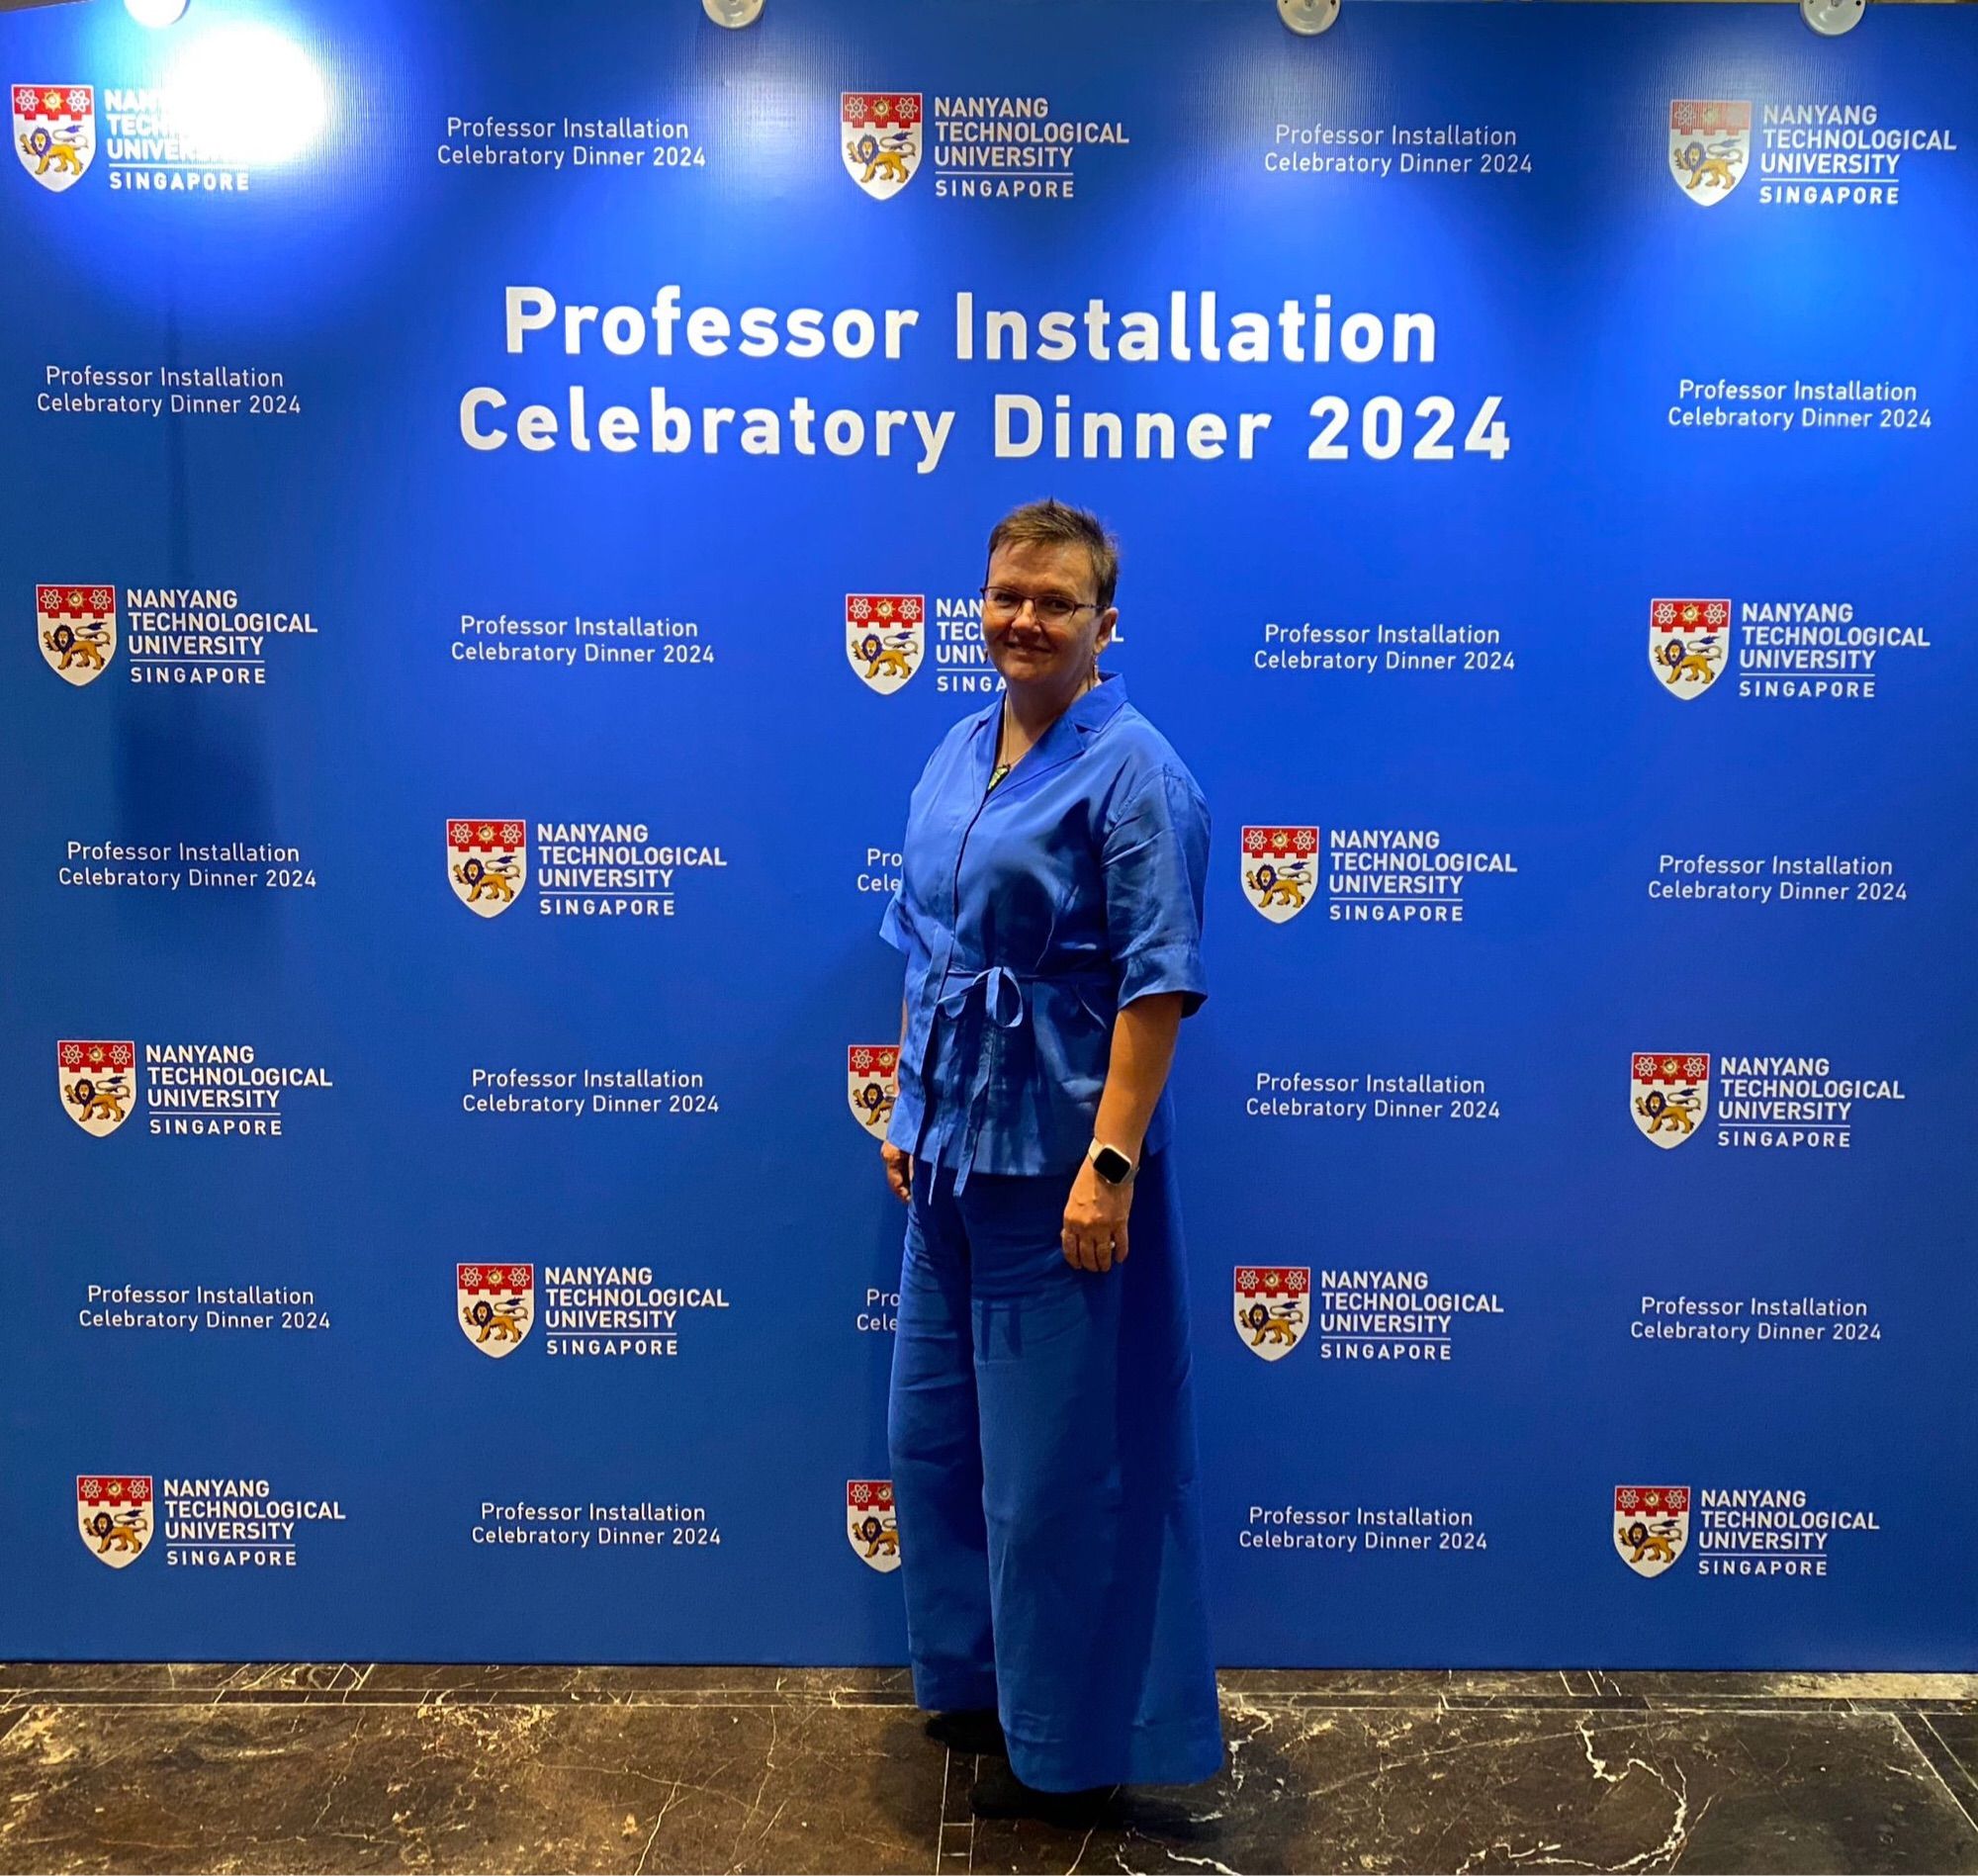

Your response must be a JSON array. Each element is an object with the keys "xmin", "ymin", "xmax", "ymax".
[{"xmin": 1087, "ymin": 1139, "xmax": 1136, "ymax": 1186}]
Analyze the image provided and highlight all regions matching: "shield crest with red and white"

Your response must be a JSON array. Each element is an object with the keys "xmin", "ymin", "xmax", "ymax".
[
  {"xmin": 1240, "ymin": 828, "xmax": 1319, "ymax": 923},
  {"xmin": 848, "ymin": 1044, "xmax": 900, "ymax": 1140},
  {"xmin": 38, "ymin": 583, "xmax": 116, "ymax": 685},
  {"xmin": 847, "ymin": 1479, "xmax": 900, "ymax": 1571},
  {"xmin": 1235, "ymin": 1267, "xmax": 1310, "ymax": 1362},
  {"xmin": 1631, "ymin": 1052, "xmax": 1710, "ymax": 1149},
  {"xmin": 77, "ymin": 1474, "xmax": 151, "ymax": 1568},
  {"xmin": 1668, "ymin": 101, "xmax": 1751, "ymax": 207},
  {"xmin": 1614, "ymin": 1485, "xmax": 1689, "ymax": 1578},
  {"xmin": 59, "ymin": 1040, "xmax": 135, "ymax": 1137},
  {"xmin": 459, "ymin": 1264, "xmax": 533, "ymax": 1358},
  {"xmin": 841, "ymin": 93, "xmax": 921, "ymax": 200},
  {"xmin": 1650, "ymin": 598, "xmax": 1730, "ymax": 698},
  {"xmin": 846, "ymin": 595, "xmax": 923, "ymax": 694},
  {"xmin": 15, "ymin": 85, "xmax": 95, "ymax": 194},
  {"xmin": 448, "ymin": 819, "xmax": 527, "ymax": 917}
]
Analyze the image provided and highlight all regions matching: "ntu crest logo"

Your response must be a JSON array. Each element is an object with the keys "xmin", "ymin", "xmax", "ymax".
[
  {"xmin": 1632, "ymin": 1052, "xmax": 1710, "ymax": 1148},
  {"xmin": 847, "ymin": 1479, "xmax": 900, "ymax": 1571},
  {"xmin": 39, "ymin": 584, "xmax": 117, "ymax": 685},
  {"xmin": 1240, "ymin": 827, "xmax": 1319, "ymax": 923},
  {"xmin": 59, "ymin": 1040, "xmax": 135, "ymax": 1136},
  {"xmin": 448, "ymin": 820, "xmax": 527, "ymax": 917},
  {"xmin": 78, "ymin": 1474, "xmax": 151, "ymax": 1568},
  {"xmin": 458, "ymin": 1264, "xmax": 533, "ymax": 1357},
  {"xmin": 1650, "ymin": 598, "xmax": 1729, "ymax": 698},
  {"xmin": 1668, "ymin": 101, "xmax": 1751, "ymax": 206},
  {"xmin": 846, "ymin": 594, "xmax": 923, "ymax": 694},
  {"xmin": 848, "ymin": 1044, "xmax": 900, "ymax": 1140},
  {"xmin": 841, "ymin": 93, "xmax": 920, "ymax": 200},
  {"xmin": 1234, "ymin": 1267, "xmax": 1309, "ymax": 1362},
  {"xmin": 15, "ymin": 84, "xmax": 94, "ymax": 193},
  {"xmin": 1614, "ymin": 1484, "xmax": 1689, "ymax": 1578}
]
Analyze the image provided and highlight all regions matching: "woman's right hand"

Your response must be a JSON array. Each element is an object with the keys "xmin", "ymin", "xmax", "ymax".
[{"xmin": 880, "ymin": 1141, "xmax": 912, "ymax": 1205}]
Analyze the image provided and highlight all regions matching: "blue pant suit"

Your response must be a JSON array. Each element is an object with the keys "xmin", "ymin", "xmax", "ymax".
[{"xmin": 878, "ymin": 673, "xmax": 1224, "ymax": 1792}]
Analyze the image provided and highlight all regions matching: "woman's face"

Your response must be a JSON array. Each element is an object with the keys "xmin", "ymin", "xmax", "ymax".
[{"xmin": 981, "ymin": 538, "xmax": 1117, "ymax": 702}]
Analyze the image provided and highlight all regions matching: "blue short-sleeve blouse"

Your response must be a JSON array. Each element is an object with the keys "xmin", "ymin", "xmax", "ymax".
[{"xmin": 879, "ymin": 672, "xmax": 1211, "ymax": 1186}]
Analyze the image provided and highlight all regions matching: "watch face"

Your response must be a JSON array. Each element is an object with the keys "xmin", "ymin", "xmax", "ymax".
[{"xmin": 1093, "ymin": 1145, "xmax": 1133, "ymax": 1185}]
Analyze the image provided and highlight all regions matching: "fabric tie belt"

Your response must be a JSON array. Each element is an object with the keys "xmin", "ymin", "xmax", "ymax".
[{"xmin": 918, "ymin": 963, "xmax": 1113, "ymax": 1192}]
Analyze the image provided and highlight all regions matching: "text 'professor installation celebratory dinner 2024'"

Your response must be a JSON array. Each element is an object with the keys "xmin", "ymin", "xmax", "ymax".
[{"xmin": 452, "ymin": 285, "xmax": 1514, "ymax": 470}]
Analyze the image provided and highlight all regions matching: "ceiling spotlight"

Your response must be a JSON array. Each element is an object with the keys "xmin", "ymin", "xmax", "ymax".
[
  {"xmin": 1279, "ymin": 0, "xmax": 1340, "ymax": 36},
  {"xmin": 1800, "ymin": 0, "xmax": 1864, "ymax": 35},
  {"xmin": 702, "ymin": 0, "xmax": 764, "ymax": 26},
  {"xmin": 126, "ymin": 0, "xmax": 190, "ymax": 26},
  {"xmin": 163, "ymin": 23, "xmax": 328, "ymax": 164}
]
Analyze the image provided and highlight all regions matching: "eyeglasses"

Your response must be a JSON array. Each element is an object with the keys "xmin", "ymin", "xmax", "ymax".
[{"xmin": 979, "ymin": 585, "xmax": 1099, "ymax": 627}]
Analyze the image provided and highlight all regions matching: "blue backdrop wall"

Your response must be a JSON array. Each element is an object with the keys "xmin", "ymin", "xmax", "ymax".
[{"xmin": 2, "ymin": 0, "xmax": 1973, "ymax": 1668}]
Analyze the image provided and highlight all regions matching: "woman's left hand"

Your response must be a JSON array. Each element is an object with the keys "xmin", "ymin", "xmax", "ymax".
[{"xmin": 1062, "ymin": 1159, "xmax": 1133, "ymax": 1273}]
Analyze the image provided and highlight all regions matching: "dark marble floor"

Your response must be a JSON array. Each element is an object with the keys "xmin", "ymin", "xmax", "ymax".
[{"xmin": 1, "ymin": 1665, "xmax": 1973, "ymax": 1875}]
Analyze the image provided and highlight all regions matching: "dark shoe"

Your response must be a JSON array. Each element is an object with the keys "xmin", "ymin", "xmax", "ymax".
[
  {"xmin": 968, "ymin": 1760, "xmax": 1120, "ymax": 1826},
  {"xmin": 926, "ymin": 1707, "xmax": 1007, "ymax": 1757}
]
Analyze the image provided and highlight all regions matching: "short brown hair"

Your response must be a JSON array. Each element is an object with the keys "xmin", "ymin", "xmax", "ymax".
[{"xmin": 985, "ymin": 498, "xmax": 1120, "ymax": 611}]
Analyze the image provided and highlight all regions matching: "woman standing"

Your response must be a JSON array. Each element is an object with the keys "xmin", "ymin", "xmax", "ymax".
[{"xmin": 877, "ymin": 499, "xmax": 1224, "ymax": 1818}]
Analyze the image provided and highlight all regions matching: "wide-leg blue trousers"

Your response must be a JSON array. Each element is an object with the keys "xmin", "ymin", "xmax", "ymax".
[{"xmin": 886, "ymin": 1148, "xmax": 1224, "ymax": 1792}]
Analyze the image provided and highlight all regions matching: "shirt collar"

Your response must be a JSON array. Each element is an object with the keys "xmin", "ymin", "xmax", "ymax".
[
  {"xmin": 1069, "ymin": 670, "xmax": 1127, "ymax": 737},
  {"xmin": 974, "ymin": 671, "xmax": 1126, "ymax": 788},
  {"xmin": 975, "ymin": 670, "xmax": 1126, "ymax": 746}
]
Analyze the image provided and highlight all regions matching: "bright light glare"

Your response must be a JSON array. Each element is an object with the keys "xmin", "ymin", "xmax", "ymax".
[
  {"xmin": 125, "ymin": 0, "xmax": 190, "ymax": 28},
  {"xmin": 162, "ymin": 23, "xmax": 329, "ymax": 166}
]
